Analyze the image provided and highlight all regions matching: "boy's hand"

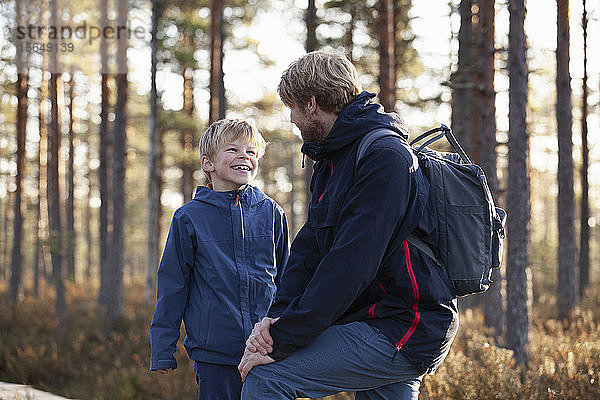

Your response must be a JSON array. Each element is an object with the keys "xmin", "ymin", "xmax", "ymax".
[
  {"xmin": 245, "ymin": 317, "xmax": 278, "ymax": 355},
  {"xmin": 238, "ymin": 347, "xmax": 274, "ymax": 382}
]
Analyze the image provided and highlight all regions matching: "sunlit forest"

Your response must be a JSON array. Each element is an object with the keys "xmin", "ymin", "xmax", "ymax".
[{"xmin": 1, "ymin": 0, "xmax": 599, "ymax": 398}]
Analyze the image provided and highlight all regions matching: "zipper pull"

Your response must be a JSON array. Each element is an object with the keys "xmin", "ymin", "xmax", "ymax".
[
  {"xmin": 391, "ymin": 347, "xmax": 400, "ymax": 363},
  {"xmin": 234, "ymin": 191, "xmax": 240, "ymax": 207}
]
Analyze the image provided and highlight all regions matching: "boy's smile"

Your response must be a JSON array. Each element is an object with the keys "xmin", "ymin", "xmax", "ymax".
[{"xmin": 203, "ymin": 137, "xmax": 259, "ymax": 192}]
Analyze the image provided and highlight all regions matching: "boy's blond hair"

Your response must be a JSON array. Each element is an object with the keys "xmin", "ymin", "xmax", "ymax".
[
  {"xmin": 199, "ymin": 119, "xmax": 266, "ymax": 186},
  {"xmin": 277, "ymin": 50, "xmax": 362, "ymax": 115}
]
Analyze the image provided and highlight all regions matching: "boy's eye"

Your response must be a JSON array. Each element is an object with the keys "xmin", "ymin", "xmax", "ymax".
[
  {"xmin": 247, "ymin": 150, "xmax": 256, "ymax": 156},
  {"xmin": 226, "ymin": 147, "xmax": 237, "ymax": 152}
]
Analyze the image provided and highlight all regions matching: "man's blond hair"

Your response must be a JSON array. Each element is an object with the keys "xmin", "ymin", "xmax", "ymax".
[
  {"xmin": 277, "ymin": 50, "xmax": 362, "ymax": 115},
  {"xmin": 199, "ymin": 119, "xmax": 266, "ymax": 185}
]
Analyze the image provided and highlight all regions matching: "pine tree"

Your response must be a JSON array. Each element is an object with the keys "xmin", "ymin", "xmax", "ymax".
[
  {"xmin": 48, "ymin": 0, "xmax": 66, "ymax": 324},
  {"xmin": 452, "ymin": 0, "xmax": 474, "ymax": 157},
  {"xmin": 8, "ymin": 0, "xmax": 28, "ymax": 303},
  {"xmin": 506, "ymin": 0, "xmax": 530, "ymax": 365},
  {"xmin": 556, "ymin": 0, "xmax": 578, "ymax": 318},
  {"xmin": 105, "ymin": 0, "xmax": 130, "ymax": 326},
  {"xmin": 209, "ymin": 0, "xmax": 225, "ymax": 124},
  {"xmin": 97, "ymin": 0, "xmax": 113, "ymax": 312},
  {"xmin": 146, "ymin": 0, "xmax": 165, "ymax": 305},
  {"xmin": 578, "ymin": 0, "xmax": 590, "ymax": 297},
  {"xmin": 477, "ymin": 0, "xmax": 504, "ymax": 337}
]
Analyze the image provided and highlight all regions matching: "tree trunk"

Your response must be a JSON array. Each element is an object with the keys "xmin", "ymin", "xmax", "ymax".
[
  {"xmin": 476, "ymin": 0, "xmax": 504, "ymax": 337},
  {"xmin": 1, "ymin": 189, "xmax": 9, "ymax": 279},
  {"xmin": 303, "ymin": 0, "xmax": 317, "ymax": 216},
  {"xmin": 556, "ymin": 0, "xmax": 578, "ymax": 318},
  {"xmin": 105, "ymin": 0, "xmax": 129, "ymax": 326},
  {"xmin": 506, "ymin": 0, "xmax": 529, "ymax": 366},
  {"xmin": 182, "ymin": 64, "xmax": 195, "ymax": 200},
  {"xmin": 452, "ymin": 0, "xmax": 474, "ymax": 157},
  {"xmin": 37, "ymin": 44, "xmax": 50, "ymax": 290},
  {"xmin": 82, "ymin": 119, "xmax": 93, "ymax": 281},
  {"xmin": 34, "ymin": 83, "xmax": 44, "ymax": 297},
  {"xmin": 454, "ymin": 0, "xmax": 476, "ymax": 312},
  {"xmin": 578, "ymin": 0, "xmax": 590, "ymax": 297},
  {"xmin": 47, "ymin": 7, "xmax": 66, "ymax": 324},
  {"xmin": 346, "ymin": 3, "xmax": 355, "ymax": 62},
  {"xmin": 470, "ymin": 3, "xmax": 480, "ymax": 164},
  {"xmin": 209, "ymin": 0, "xmax": 225, "ymax": 124},
  {"xmin": 9, "ymin": 0, "xmax": 28, "ymax": 301},
  {"xmin": 66, "ymin": 72, "xmax": 76, "ymax": 280},
  {"xmin": 378, "ymin": 0, "xmax": 395, "ymax": 112},
  {"xmin": 98, "ymin": 0, "xmax": 113, "ymax": 311},
  {"xmin": 146, "ymin": 0, "xmax": 163, "ymax": 305}
]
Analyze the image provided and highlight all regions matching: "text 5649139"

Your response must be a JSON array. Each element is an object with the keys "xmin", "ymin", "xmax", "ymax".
[{"xmin": 25, "ymin": 42, "xmax": 74, "ymax": 53}]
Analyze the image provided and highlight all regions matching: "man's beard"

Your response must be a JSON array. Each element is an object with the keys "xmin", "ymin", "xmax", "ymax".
[{"xmin": 299, "ymin": 118, "xmax": 329, "ymax": 143}]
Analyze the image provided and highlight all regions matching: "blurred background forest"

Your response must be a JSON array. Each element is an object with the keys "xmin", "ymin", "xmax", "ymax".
[{"xmin": 1, "ymin": 0, "xmax": 600, "ymax": 398}]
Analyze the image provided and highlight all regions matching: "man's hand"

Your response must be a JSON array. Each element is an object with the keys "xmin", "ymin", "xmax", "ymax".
[
  {"xmin": 238, "ymin": 347, "xmax": 275, "ymax": 382},
  {"xmin": 245, "ymin": 317, "xmax": 278, "ymax": 355}
]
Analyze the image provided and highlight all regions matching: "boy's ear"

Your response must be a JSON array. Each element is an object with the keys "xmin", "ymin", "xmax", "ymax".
[{"xmin": 201, "ymin": 156, "xmax": 215, "ymax": 173}]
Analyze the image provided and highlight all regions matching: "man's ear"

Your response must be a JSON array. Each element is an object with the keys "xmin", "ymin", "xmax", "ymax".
[
  {"xmin": 307, "ymin": 95, "xmax": 318, "ymax": 114},
  {"xmin": 201, "ymin": 156, "xmax": 215, "ymax": 173}
]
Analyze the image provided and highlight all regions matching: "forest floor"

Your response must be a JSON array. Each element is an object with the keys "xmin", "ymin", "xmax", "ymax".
[{"xmin": 0, "ymin": 282, "xmax": 599, "ymax": 400}]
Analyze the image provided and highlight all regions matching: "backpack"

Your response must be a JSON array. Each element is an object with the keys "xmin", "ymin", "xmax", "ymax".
[{"xmin": 356, "ymin": 124, "xmax": 507, "ymax": 297}]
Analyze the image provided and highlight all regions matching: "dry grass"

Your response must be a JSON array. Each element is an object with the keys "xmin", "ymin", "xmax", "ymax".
[{"xmin": 1, "ymin": 284, "xmax": 599, "ymax": 399}]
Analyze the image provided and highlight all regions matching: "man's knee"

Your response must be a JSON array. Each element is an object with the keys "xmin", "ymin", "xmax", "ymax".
[{"xmin": 243, "ymin": 365, "xmax": 292, "ymax": 399}]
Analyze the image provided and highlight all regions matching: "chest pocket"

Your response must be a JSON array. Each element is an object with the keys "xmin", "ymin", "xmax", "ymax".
[
  {"xmin": 308, "ymin": 198, "xmax": 342, "ymax": 228},
  {"xmin": 307, "ymin": 197, "xmax": 342, "ymax": 256}
]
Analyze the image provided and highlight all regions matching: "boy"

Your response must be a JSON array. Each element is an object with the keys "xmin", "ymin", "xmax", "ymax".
[{"xmin": 150, "ymin": 119, "xmax": 289, "ymax": 400}]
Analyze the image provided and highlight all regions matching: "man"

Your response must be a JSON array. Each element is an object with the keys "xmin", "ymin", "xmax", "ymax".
[{"xmin": 238, "ymin": 50, "xmax": 459, "ymax": 400}]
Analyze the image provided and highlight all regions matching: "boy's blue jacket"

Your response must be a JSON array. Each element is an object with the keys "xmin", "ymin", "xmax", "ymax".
[
  {"xmin": 267, "ymin": 91, "xmax": 459, "ymax": 374},
  {"xmin": 150, "ymin": 185, "xmax": 289, "ymax": 369}
]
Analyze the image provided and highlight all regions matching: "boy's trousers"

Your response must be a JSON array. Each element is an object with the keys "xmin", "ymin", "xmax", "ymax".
[
  {"xmin": 194, "ymin": 361, "xmax": 242, "ymax": 400},
  {"xmin": 240, "ymin": 321, "xmax": 424, "ymax": 400}
]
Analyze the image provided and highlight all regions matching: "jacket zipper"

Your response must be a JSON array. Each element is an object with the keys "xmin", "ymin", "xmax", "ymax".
[
  {"xmin": 318, "ymin": 156, "xmax": 334, "ymax": 203},
  {"xmin": 235, "ymin": 191, "xmax": 245, "ymax": 239},
  {"xmin": 394, "ymin": 240, "xmax": 420, "ymax": 352}
]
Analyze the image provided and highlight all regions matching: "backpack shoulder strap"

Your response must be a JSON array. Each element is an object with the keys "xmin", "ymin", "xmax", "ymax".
[
  {"xmin": 355, "ymin": 128, "xmax": 442, "ymax": 267},
  {"xmin": 355, "ymin": 128, "xmax": 401, "ymax": 171},
  {"xmin": 356, "ymin": 128, "xmax": 419, "ymax": 174},
  {"xmin": 406, "ymin": 233, "xmax": 442, "ymax": 266}
]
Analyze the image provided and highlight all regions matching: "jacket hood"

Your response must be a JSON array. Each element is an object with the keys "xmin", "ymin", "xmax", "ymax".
[
  {"xmin": 301, "ymin": 91, "xmax": 409, "ymax": 161},
  {"xmin": 192, "ymin": 184, "xmax": 266, "ymax": 207}
]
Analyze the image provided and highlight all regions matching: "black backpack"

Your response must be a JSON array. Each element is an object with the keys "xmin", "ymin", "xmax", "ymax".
[{"xmin": 356, "ymin": 125, "xmax": 507, "ymax": 297}]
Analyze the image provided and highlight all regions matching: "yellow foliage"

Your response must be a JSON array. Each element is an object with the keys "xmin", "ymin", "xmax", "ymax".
[{"xmin": 1, "ymin": 284, "xmax": 599, "ymax": 399}]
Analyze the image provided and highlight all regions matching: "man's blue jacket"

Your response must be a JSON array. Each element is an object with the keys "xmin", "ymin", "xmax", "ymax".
[
  {"xmin": 268, "ymin": 92, "xmax": 459, "ymax": 374},
  {"xmin": 150, "ymin": 185, "xmax": 289, "ymax": 369}
]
